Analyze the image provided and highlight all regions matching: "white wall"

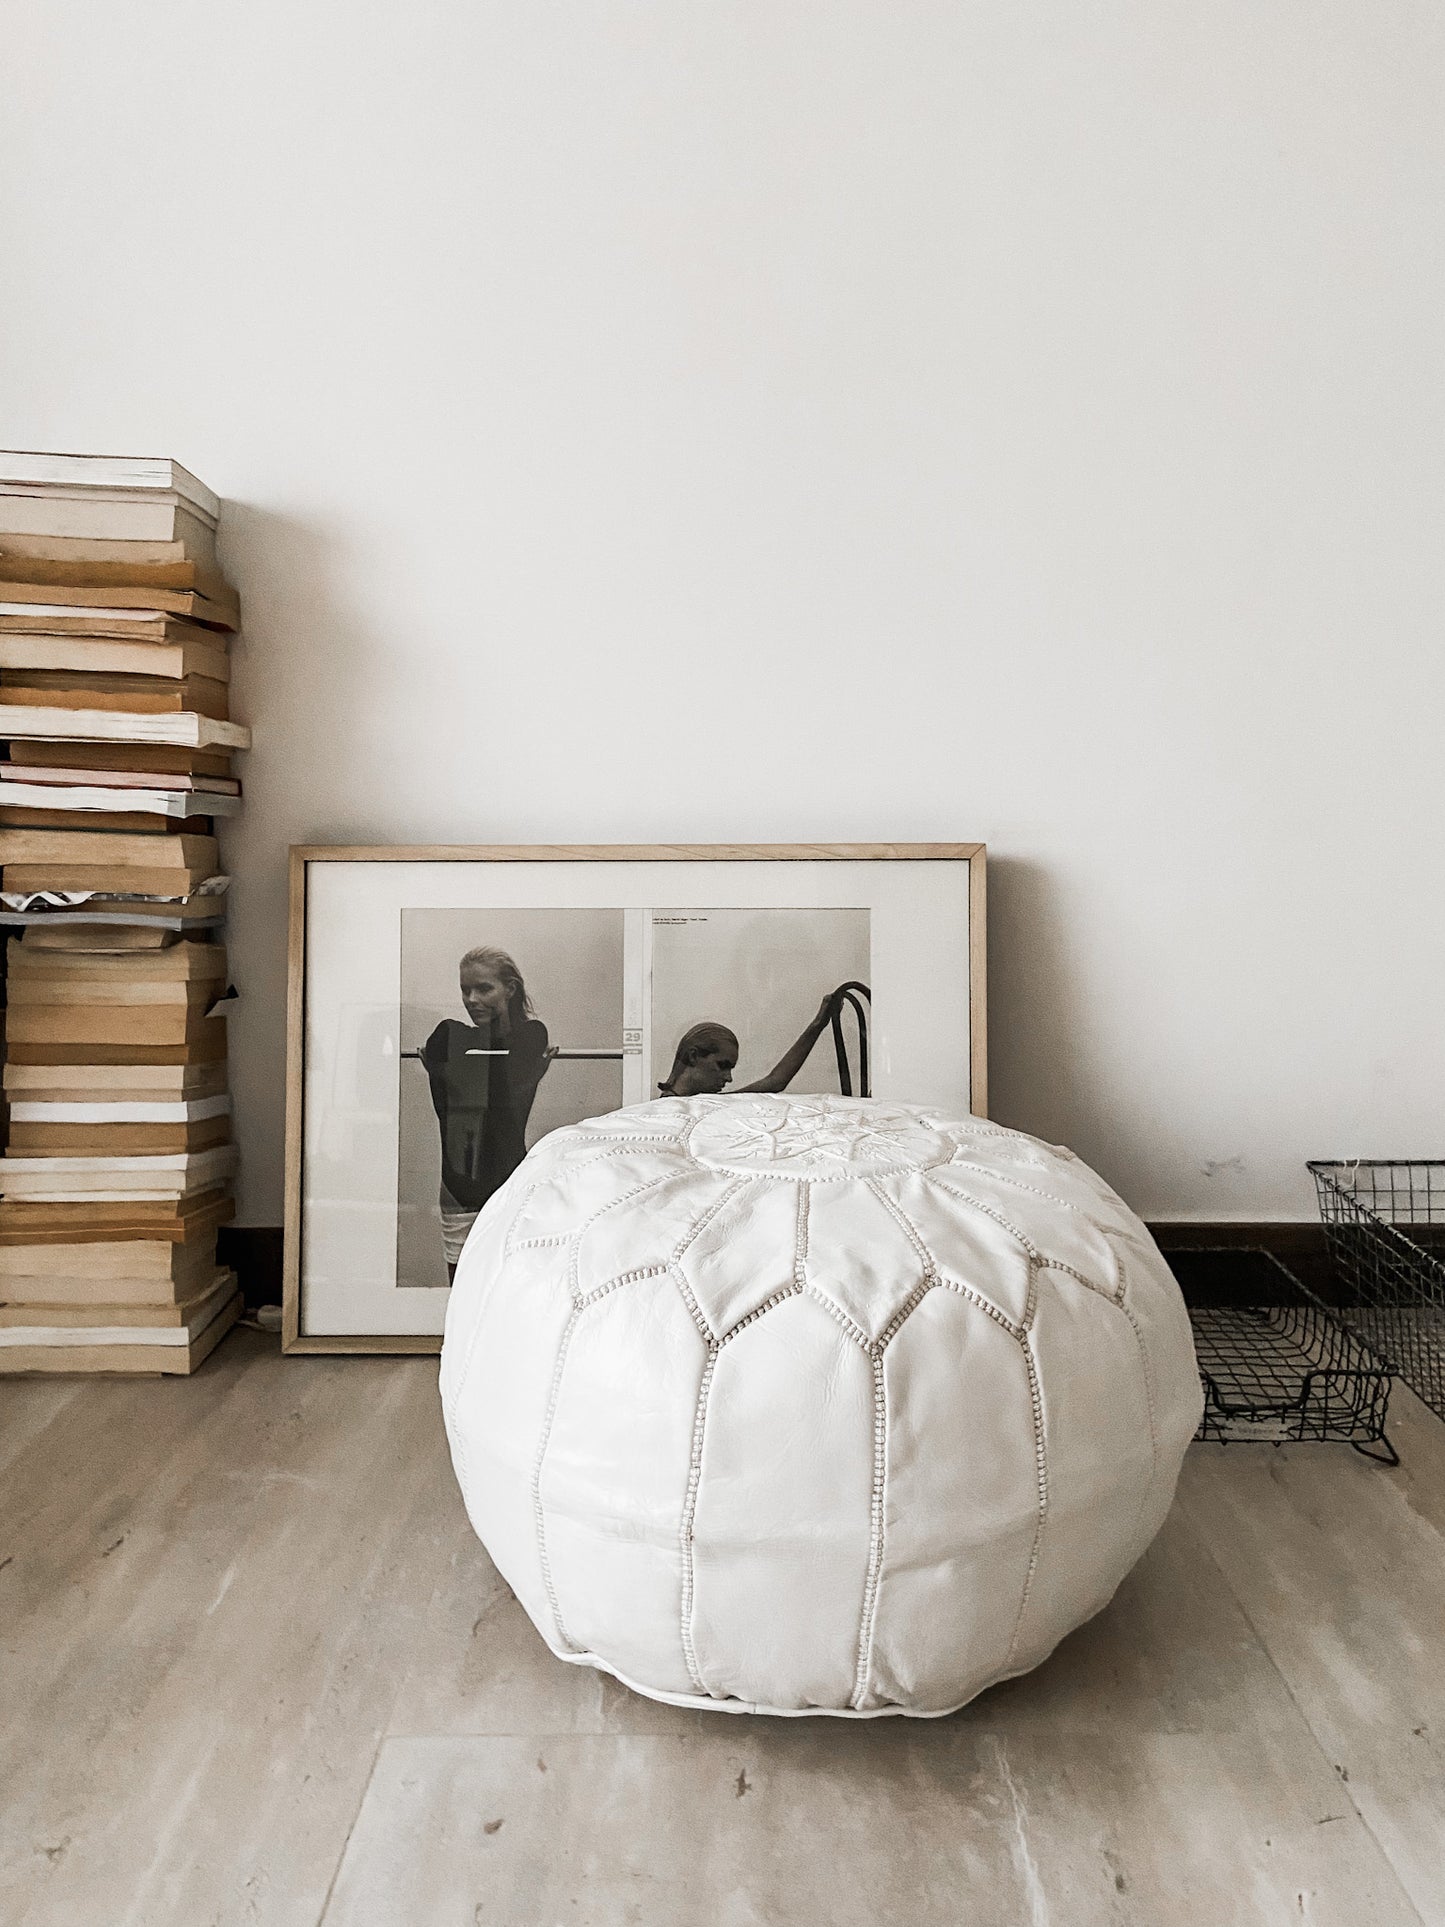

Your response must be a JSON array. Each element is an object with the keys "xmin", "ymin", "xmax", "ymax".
[{"xmin": 4, "ymin": 2, "xmax": 1442, "ymax": 1224}]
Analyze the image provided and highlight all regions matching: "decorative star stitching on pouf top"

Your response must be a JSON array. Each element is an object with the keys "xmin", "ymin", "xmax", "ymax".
[{"xmin": 688, "ymin": 1097, "xmax": 955, "ymax": 1176}]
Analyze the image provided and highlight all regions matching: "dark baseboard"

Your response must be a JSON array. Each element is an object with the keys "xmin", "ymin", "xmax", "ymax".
[
  {"xmin": 218, "ymin": 1226, "xmax": 284, "ymax": 1310},
  {"xmin": 1146, "ymin": 1220, "xmax": 1334, "ymax": 1301},
  {"xmin": 228, "ymin": 1219, "xmax": 1336, "ymax": 1312},
  {"xmin": 1146, "ymin": 1220, "xmax": 1326, "ymax": 1255}
]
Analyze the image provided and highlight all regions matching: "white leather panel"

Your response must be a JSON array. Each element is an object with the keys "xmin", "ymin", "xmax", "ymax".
[
  {"xmin": 873, "ymin": 1170, "xmax": 1035, "ymax": 1329},
  {"xmin": 688, "ymin": 1292, "xmax": 875, "ymax": 1709},
  {"xmin": 538, "ymin": 1269, "xmax": 705, "ymax": 1693},
  {"xmin": 440, "ymin": 1241, "xmax": 575, "ymax": 1639},
  {"xmin": 867, "ymin": 1287, "xmax": 1038, "ymax": 1711},
  {"xmin": 505, "ymin": 1146, "xmax": 689, "ymax": 1252},
  {"xmin": 572, "ymin": 1169, "xmax": 716, "ymax": 1300},
  {"xmin": 803, "ymin": 1175, "xmax": 930, "ymax": 1343},
  {"xmin": 931, "ymin": 1162, "xmax": 1127, "ymax": 1297},
  {"xmin": 1101, "ymin": 1220, "xmax": 1207, "ymax": 1549},
  {"xmin": 673, "ymin": 1176, "xmax": 801, "ymax": 1339},
  {"xmin": 1010, "ymin": 1271, "xmax": 1157, "ymax": 1671}
]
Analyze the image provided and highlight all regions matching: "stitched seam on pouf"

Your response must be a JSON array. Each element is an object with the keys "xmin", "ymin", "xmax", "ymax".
[
  {"xmin": 679, "ymin": 1343, "xmax": 720, "ymax": 1695},
  {"xmin": 714, "ymin": 1182, "xmax": 811, "ymax": 1343},
  {"xmin": 672, "ymin": 1179, "xmax": 750, "ymax": 1264},
  {"xmin": 1112, "ymin": 1241, "xmax": 1132, "ymax": 1306},
  {"xmin": 544, "ymin": 1134, "xmax": 689, "ymax": 1161},
  {"xmin": 1005, "ymin": 1335, "xmax": 1049, "ymax": 1669},
  {"xmin": 697, "ymin": 1166, "xmax": 871, "ymax": 1183},
  {"xmin": 576, "ymin": 1263, "xmax": 671, "ymax": 1307},
  {"xmin": 502, "ymin": 1180, "xmax": 549, "ymax": 1256},
  {"xmin": 932, "ymin": 1274, "xmax": 1023, "ymax": 1339},
  {"xmin": 869, "ymin": 1176, "xmax": 1037, "ymax": 1333},
  {"xmin": 552, "ymin": 1139, "xmax": 694, "ymax": 1172},
  {"xmin": 721, "ymin": 1283, "xmax": 804, "ymax": 1343},
  {"xmin": 533, "ymin": 1304, "xmax": 581, "ymax": 1653},
  {"xmin": 1118, "ymin": 1297, "xmax": 1161, "ymax": 1534},
  {"xmin": 1036, "ymin": 1257, "xmax": 1118, "ymax": 1305},
  {"xmin": 948, "ymin": 1160, "xmax": 1135, "ymax": 1304},
  {"xmin": 803, "ymin": 1287, "xmax": 870, "ymax": 1349},
  {"xmin": 669, "ymin": 1180, "xmax": 751, "ymax": 1343},
  {"xmin": 851, "ymin": 1348, "xmax": 889, "ymax": 1710},
  {"xmin": 671, "ymin": 1268, "xmax": 716, "ymax": 1344},
  {"xmin": 947, "ymin": 1159, "xmax": 1107, "ymax": 1220},
  {"xmin": 864, "ymin": 1177, "xmax": 934, "ymax": 1271},
  {"xmin": 565, "ymin": 1174, "xmax": 678, "ymax": 1298},
  {"xmin": 922, "ymin": 1176, "xmax": 1044, "ymax": 1264},
  {"xmin": 1020, "ymin": 1254, "xmax": 1040, "ymax": 1332},
  {"xmin": 511, "ymin": 1167, "xmax": 678, "ymax": 1260},
  {"xmin": 875, "ymin": 1280, "xmax": 933, "ymax": 1351},
  {"xmin": 917, "ymin": 1153, "xmax": 964, "ymax": 1177},
  {"xmin": 571, "ymin": 1134, "xmax": 690, "ymax": 1151}
]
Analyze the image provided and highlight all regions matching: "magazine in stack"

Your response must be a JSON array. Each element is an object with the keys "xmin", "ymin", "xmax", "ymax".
[{"xmin": 0, "ymin": 452, "xmax": 249, "ymax": 1373}]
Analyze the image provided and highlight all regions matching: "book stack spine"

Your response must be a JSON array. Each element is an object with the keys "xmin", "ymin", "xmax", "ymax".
[{"xmin": 0, "ymin": 453, "xmax": 250, "ymax": 1374}]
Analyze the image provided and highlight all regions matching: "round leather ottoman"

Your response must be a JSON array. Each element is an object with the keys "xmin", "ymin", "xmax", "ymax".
[{"xmin": 440, "ymin": 1095, "xmax": 1202, "ymax": 1717}]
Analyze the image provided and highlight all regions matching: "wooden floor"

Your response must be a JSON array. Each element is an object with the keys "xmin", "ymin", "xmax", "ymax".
[{"xmin": 3, "ymin": 1326, "xmax": 1443, "ymax": 1926}]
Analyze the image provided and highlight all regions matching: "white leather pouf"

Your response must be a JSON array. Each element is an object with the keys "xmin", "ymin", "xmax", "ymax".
[{"xmin": 440, "ymin": 1095, "xmax": 1202, "ymax": 1717}]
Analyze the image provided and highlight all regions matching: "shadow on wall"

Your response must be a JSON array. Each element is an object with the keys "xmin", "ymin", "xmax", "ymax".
[
  {"xmin": 216, "ymin": 503, "xmax": 397, "ymax": 1226},
  {"xmin": 219, "ymin": 501, "xmax": 393, "ymax": 821},
  {"xmin": 983, "ymin": 856, "xmax": 1092, "ymax": 1155}
]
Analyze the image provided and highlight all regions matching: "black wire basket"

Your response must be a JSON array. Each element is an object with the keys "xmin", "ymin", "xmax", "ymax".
[
  {"xmin": 1309, "ymin": 1159, "xmax": 1445, "ymax": 1425},
  {"xmin": 1177, "ymin": 1248, "xmax": 1396, "ymax": 1461}
]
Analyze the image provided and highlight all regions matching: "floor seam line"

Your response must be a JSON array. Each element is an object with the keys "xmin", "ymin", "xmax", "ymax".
[{"xmin": 314, "ymin": 1730, "xmax": 388, "ymax": 1925}]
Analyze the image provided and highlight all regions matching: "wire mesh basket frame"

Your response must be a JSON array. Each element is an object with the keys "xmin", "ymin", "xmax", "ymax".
[
  {"xmin": 1309, "ymin": 1159, "xmax": 1445, "ymax": 1426},
  {"xmin": 1183, "ymin": 1248, "xmax": 1397, "ymax": 1462}
]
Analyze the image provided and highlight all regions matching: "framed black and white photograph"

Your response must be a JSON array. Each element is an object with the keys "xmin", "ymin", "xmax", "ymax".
[{"xmin": 284, "ymin": 844, "xmax": 985, "ymax": 1351}]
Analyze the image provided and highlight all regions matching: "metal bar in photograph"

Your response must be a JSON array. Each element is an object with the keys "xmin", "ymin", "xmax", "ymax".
[{"xmin": 399, "ymin": 1048, "xmax": 627, "ymax": 1061}]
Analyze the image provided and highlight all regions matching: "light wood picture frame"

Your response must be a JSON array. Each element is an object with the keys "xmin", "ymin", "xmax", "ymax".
[{"xmin": 283, "ymin": 843, "xmax": 986, "ymax": 1354}]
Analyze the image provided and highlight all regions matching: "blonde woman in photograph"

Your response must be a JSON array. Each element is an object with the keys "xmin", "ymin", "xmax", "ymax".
[{"xmin": 420, "ymin": 946, "xmax": 556, "ymax": 1280}]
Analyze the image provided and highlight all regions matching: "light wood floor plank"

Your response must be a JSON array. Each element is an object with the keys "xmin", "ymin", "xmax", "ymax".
[
  {"xmin": 0, "ymin": 1375, "xmax": 80, "ymax": 1478},
  {"xmin": 1181, "ymin": 1393, "xmax": 1445, "ymax": 1924},
  {"xmin": 320, "ymin": 1726, "xmax": 1423, "ymax": 1927},
  {"xmin": 1, "ymin": 1331, "xmax": 456, "ymax": 1927},
  {"xmin": 386, "ymin": 1499, "xmax": 1311, "ymax": 1743}
]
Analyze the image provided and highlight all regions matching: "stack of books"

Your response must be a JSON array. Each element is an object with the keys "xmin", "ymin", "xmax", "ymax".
[{"xmin": 0, "ymin": 452, "xmax": 249, "ymax": 1373}]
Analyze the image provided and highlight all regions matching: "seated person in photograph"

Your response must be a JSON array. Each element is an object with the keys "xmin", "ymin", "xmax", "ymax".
[
  {"xmin": 658, "ymin": 994, "xmax": 841, "ymax": 1098},
  {"xmin": 421, "ymin": 946, "xmax": 556, "ymax": 1280}
]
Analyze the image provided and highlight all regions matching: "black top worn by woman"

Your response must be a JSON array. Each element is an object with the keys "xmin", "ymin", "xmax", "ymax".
[{"xmin": 420, "ymin": 1015, "xmax": 551, "ymax": 1211}]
